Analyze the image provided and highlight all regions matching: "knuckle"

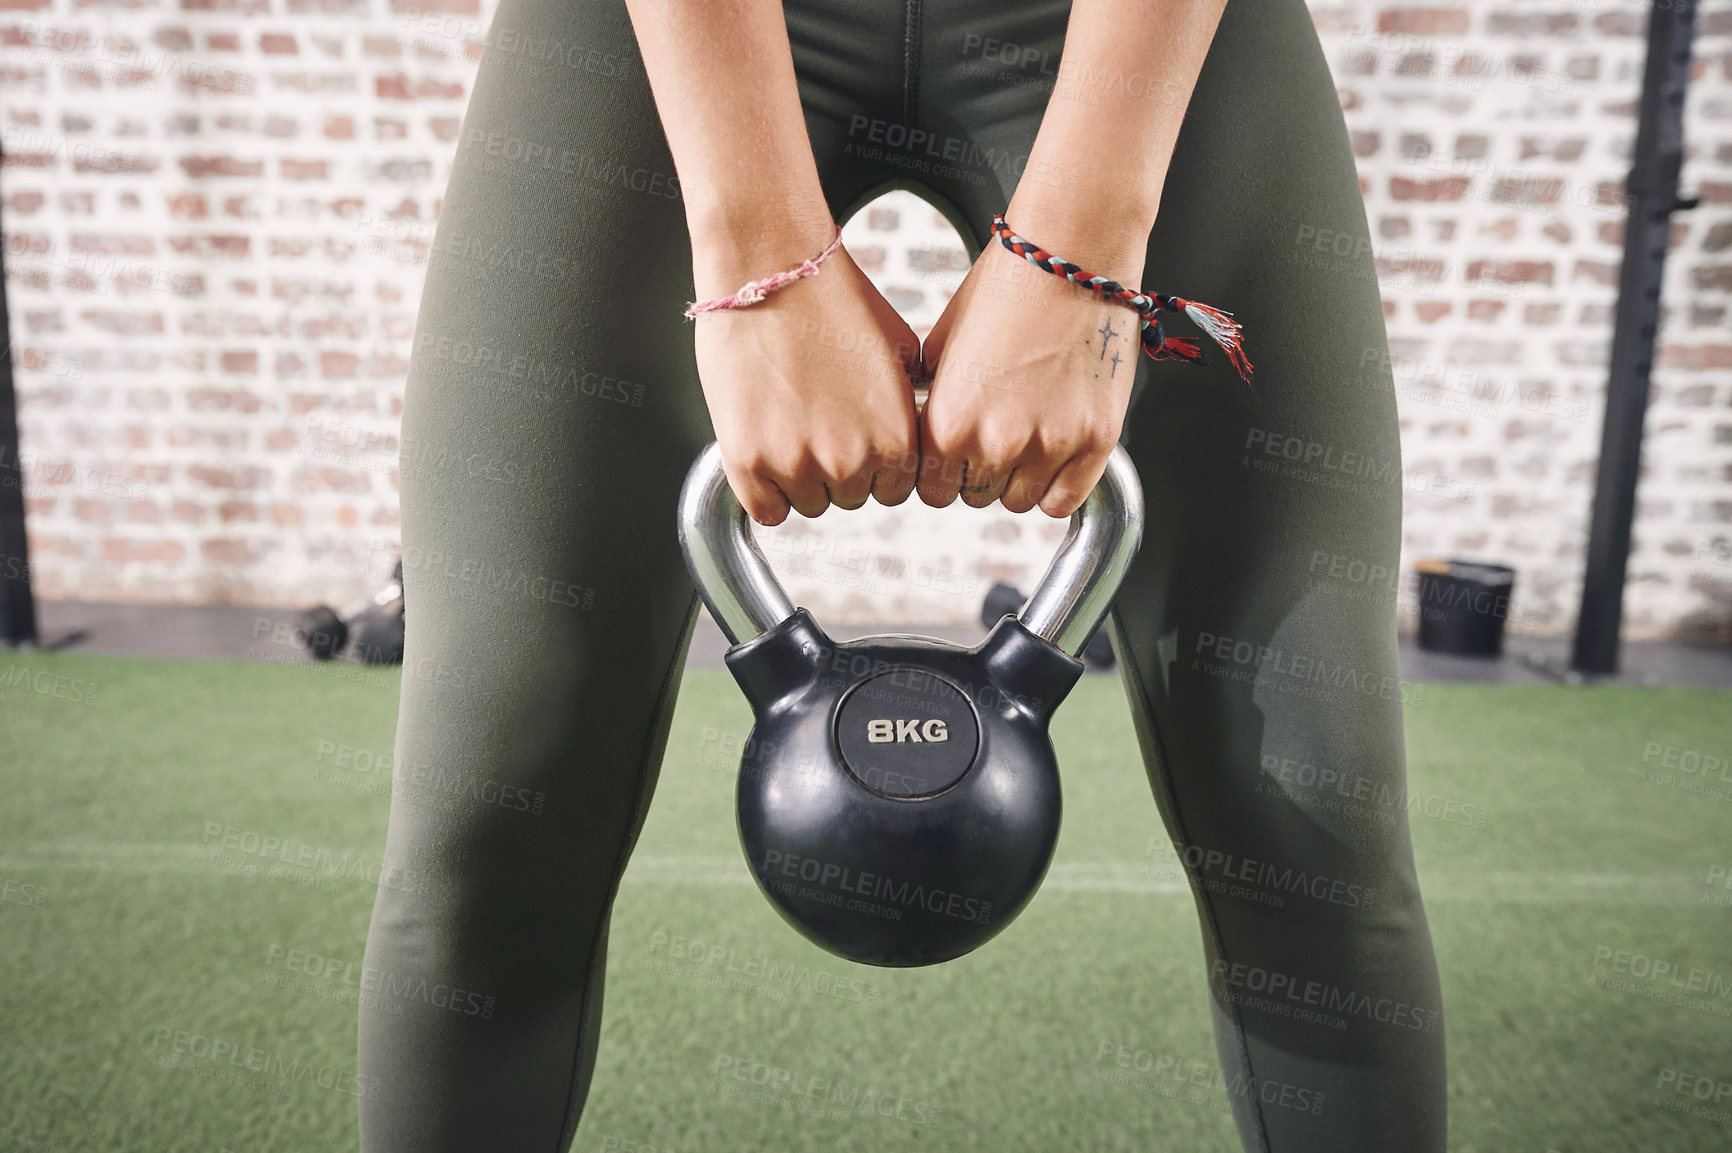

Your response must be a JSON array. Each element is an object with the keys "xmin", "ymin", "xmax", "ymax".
[
  {"xmin": 1078, "ymin": 424, "xmax": 1119, "ymax": 458},
  {"xmin": 974, "ymin": 424, "xmax": 1023, "ymax": 467}
]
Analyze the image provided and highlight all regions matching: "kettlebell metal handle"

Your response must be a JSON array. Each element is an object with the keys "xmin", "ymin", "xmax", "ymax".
[{"xmin": 677, "ymin": 441, "xmax": 1144, "ymax": 659}]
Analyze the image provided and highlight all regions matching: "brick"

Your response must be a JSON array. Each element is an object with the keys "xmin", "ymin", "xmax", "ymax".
[
  {"xmin": 281, "ymin": 158, "xmax": 328, "ymax": 180},
  {"xmin": 164, "ymin": 193, "xmax": 213, "ymax": 224},
  {"xmin": 1658, "ymin": 344, "xmax": 1732, "ymax": 371},
  {"xmin": 79, "ymin": 310, "xmax": 165, "ymax": 335},
  {"xmin": 1571, "ymin": 259, "xmax": 1618, "ymax": 286},
  {"xmin": 374, "ymin": 74, "xmax": 465, "ymax": 101},
  {"xmin": 908, "ymin": 246, "xmax": 968, "ymax": 275},
  {"xmin": 179, "ymin": 156, "xmax": 265, "ymax": 179},
  {"xmin": 187, "ymin": 388, "xmax": 264, "ymax": 413},
  {"xmin": 5, "ymin": 189, "xmax": 47, "ymax": 215},
  {"xmin": 1395, "ymin": 53, "xmax": 1434, "ymax": 78},
  {"xmin": 70, "ymin": 233, "xmax": 154, "ymax": 256},
  {"xmin": 1465, "ymin": 260, "xmax": 1553, "ymax": 287},
  {"xmin": 1454, "ymin": 133, "xmax": 1489, "ymax": 159},
  {"xmin": 1487, "ymin": 13, "xmax": 1578, "ymax": 36},
  {"xmin": 186, "ymin": 465, "xmax": 270, "ymax": 490},
  {"xmin": 1690, "ymin": 304, "xmax": 1727, "ymax": 328},
  {"xmin": 1376, "ymin": 9, "xmax": 1468, "ymax": 36},
  {"xmin": 1490, "ymin": 177, "xmax": 1563, "ymax": 205},
  {"xmin": 1390, "ymin": 176, "xmax": 1470, "ymax": 201},
  {"xmin": 848, "ymin": 240, "xmax": 886, "ymax": 273},
  {"xmin": 297, "ymin": 466, "xmax": 373, "ymax": 495},
  {"xmin": 202, "ymin": 539, "xmax": 259, "ymax": 566},
  {"xmin": 1593, "ymin": 11, "xmax": 1646, "ymax": 37},
  {"xmin": 319, "ymin": 351, "xmax": 362, "ymax": 379},
  {"xmin": 103, "ymin": 539, "xmax": 185, "ymax": 564}
]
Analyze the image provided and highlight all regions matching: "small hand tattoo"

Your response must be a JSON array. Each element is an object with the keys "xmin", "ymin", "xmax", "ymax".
[{"xmin": 1096, "ymin": 316, "xmax": 1122, "ymax": 360}]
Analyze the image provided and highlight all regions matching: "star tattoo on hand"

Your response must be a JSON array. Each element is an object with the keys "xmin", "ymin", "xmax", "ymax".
[{"xmin": 1096, "ymin": 316, "xmax": 1122, "ymax": 359}]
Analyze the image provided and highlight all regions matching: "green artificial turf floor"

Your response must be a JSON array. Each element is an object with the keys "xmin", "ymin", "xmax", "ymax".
[{"xmin": 1, "ymin": 650, "xmax": 1730, "ymax": 1151}]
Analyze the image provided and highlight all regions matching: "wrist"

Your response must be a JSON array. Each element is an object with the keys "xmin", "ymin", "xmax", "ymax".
[
  {"xmin": 687, "ymin": 190, "xmax": 838, "ymax": 299},
  {"xmin": 1005, "ymin": 182, "xmax": 1157, "ymax": 288}
]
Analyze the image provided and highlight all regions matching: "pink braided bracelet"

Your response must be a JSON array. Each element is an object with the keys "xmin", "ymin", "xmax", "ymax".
[{"xmin": 683, "ymin": 223, "xmax": 846, "ymax": 318}]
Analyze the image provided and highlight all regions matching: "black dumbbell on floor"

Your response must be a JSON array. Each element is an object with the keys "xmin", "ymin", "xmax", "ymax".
[{"xmin": 294, "ymin": 559, "xmax": 405, "ymax": 665}]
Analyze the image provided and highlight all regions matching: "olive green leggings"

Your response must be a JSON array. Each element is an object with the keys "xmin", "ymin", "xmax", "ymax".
[{"xmin": 358, "ymin": 0, "xmax": 1447, "ymax": 1148}]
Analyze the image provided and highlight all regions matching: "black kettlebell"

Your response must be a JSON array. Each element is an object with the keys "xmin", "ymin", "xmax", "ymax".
[{"xmin": 677, "ymin": 440, "xmax": 1144, "ymax": 967}]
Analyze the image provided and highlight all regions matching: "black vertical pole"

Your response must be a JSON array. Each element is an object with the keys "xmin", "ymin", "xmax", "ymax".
[
  {"xmin": 0, "ymin": 137, "xmax": 41, "ymax": 649},
  {"xmin": 1572, "ymin": 0, "xmax": 1701, "ymax": 676}
]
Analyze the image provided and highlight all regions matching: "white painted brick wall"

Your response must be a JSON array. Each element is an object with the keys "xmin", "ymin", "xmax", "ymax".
[{"xmin": 2, "ymin": 1, "xmax": 1728, "ymax": 639}]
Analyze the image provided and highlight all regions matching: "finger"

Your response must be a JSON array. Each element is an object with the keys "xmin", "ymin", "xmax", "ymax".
[
  {"xmin": 776, "ymin": 461, "xmax": 832, "ymax": 521},
  {"xmin": 825, "ymin": 455, "xmax": 874, "ymax": 512},
  {"xmin": 915, "ymin": 414, "xmax": 963, "ymax": 509},
  {"xmin": 872, "ymin": 445, "xmax": 920, "ymax": 507},
  {"xmin": 783, "ymin": 485, "xmax": 831, "ymax": 521},
  {"xmin": 1001, "ymin": 460, "xmax": 1060, "ymax": 515},
  {"xmin": 1037, "ymin": 449, "xmax": 1111, "ymax": 520},
  {"xmin": 726, "ymin": 462, "xmax": 793, "ymax": 528},
  {"xmin": 958, "ymin": 459, "xmax": 1009, "ymax": 510}
]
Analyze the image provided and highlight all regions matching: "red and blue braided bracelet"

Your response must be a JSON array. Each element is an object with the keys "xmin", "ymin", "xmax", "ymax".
[{"xmin": 990, "ymin": 212, "xmax": 1253, "ymax": 383}]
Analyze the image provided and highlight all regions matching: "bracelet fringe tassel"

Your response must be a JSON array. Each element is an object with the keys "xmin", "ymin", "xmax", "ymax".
[{"xmin": 990, "ymin": 212, "xmax": 1253, "ymax": 383}]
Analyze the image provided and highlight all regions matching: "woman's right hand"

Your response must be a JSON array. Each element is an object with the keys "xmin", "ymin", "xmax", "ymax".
[{"xmin": 691, "ymin": 214, "xmax": 924, "ymax": 528}]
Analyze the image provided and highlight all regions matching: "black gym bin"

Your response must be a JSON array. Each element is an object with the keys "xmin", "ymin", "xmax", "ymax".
[{"xmin": 1415, "ymin": 559, "xmax": 1516, "ymax": 658}]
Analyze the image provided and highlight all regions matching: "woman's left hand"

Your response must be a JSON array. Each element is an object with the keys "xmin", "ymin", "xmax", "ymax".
[{"xmin": 915, "ymin": 211, "xmax": 1148, "ymax": 519}]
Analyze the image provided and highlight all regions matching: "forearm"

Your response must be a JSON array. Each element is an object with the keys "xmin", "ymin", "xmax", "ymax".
[
  {"xmin": 622, "ymin": 0, "xmax": 836, "ymax": 295},
  {"xmin": 1006, "ymin": 0, "xmax": 1228, "ymax": 281}
]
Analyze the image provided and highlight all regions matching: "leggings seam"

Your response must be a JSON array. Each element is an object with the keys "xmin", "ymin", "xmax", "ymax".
[
  {"xmin": 552, "ymin": 590, "xmax": 702, "ymax": 1152},
  {"xmin": 1111, "ymin": 607, "xmax": 1276, "ymax": 1153},
  {"xmin": 901, "ymin": 0, "xmax": 922, "ymax": 129}
]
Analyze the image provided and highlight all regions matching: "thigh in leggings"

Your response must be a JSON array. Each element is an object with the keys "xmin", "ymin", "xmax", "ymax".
[
  {"xmin": 358, "ymin": 0, "xmax": 1447, "ymax": 1150},
  {"xmin": 355, "ymin": 1, "xmax": 911, "ymax": 1150},
  {"xmin": 910, "ymin": 2, "xmax": 1449, "ymax": 1148}
]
